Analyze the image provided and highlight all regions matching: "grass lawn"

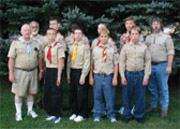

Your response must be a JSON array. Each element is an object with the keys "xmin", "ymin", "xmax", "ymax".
[{"xmin": 0, "ymin": 76, "xmax": 180, "ymax": 129}]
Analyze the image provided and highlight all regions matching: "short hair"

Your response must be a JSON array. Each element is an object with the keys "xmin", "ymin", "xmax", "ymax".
[
  {"xmin": 125, "ymin": 17, "xmax": 136, "ymax": 24},
  {"xmin": 99, "ymin": 28, "xmax": 110, "ymax": 36},
  {"xmin": 129, "ymin": 26, "xmax": 141, "ymax": 34},
  {"xmin": 29, "ymin": 21, "xmax": 39, "ymax": 27},
  {"xmin": 46, "ymin": 28, "xmax": 57, "ymax": 33},
  {"xmin": 49, "ymin": 16, "xmax": 61, "ymax": 24},
  {"xmin": 151, "ymin": 17, "xmax": 163, "ymax": 27},
  {"xmin": 73, "ymin": 26, "xmax": 84, "ymax": 33}
]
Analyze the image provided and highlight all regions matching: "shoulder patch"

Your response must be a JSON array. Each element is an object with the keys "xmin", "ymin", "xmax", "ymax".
[
  {"xmin": 54, "ymin": 41, "xmax": 60, "ymax": 46},
  {"xmin": 13, "ymin": 38, "xmax": 18, "ymax": 41}
]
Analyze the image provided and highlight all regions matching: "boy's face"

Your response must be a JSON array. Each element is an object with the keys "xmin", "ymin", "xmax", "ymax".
[
  {"xmin": 99, "ymin": 33, "xmax": 109, "ymax": 45},
  {"xmin": 130, "ymin": 29, "xmax": 140, "ymax": 43},
  {"xmin": 46, "ymin": 29, "xmax": 56, "ymax": 42},
  {"xmin": 74, "ymin": 29, "xmax": 83, "ymax": 41},
  {"xmin": 152, "ymin": 21, "xmax": 161, "ymax": 33},
  {"xmin": 49, "ymin": 20, "xmax": 60, "ymax": 31},
  {"xmin": 125, "ymin": 20, "xmax": 135, "ymax": 32}
]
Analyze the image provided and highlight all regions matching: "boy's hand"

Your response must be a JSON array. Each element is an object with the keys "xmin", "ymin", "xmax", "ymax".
[
  {"xmin": 89, "ymin": 76, "xmax": 94, "ymax": 86},
  {"xmin": 112, "ymin": 77, "xmax": 118, "ymax": 86},
  {"xmin": 79, "ymin": 79, "xmax": 85, "ymax": 85},
  {"xmin": 121, "ymin": 77, "xmax": 127, "ymax": 85},
  {"xmin": 142, "ymin": 79, "xmax": 148, "ymax": 86},
  {"xmin": 57, "ymin": 76, "xmax": 61, "ymax": 86}
]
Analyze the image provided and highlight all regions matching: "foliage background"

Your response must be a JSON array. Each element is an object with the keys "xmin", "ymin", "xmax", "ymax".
[{"xmin": 0, "ymin": 0, "xmax": 179, "ymax": 76}]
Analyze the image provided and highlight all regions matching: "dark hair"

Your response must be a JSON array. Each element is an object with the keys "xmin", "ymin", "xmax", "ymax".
[
  {"xmin": 151, "ymin": 17, "xmax": 163, "ymax": 27},
  {"xmin": 73, "ymin": 26, "xmax": 84, "ymax": 33},
  {"xmin": 49, "ymin": 16, "xmax": 61, "ymax": 24},
  {"xmin": 129, "ymin": 26, "xmax": 141, "ymax": 34}
]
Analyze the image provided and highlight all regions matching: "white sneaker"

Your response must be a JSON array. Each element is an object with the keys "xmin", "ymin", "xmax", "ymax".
[
  {"xmin": 53, "ymin": 117, "xmax": 62, "ymax": 124},
  {"xmin": 46, "ymin": 116, "xmax": 56, "ymax": 121},
  {"xmin": 110, "ymin": 118, "xmax": 117, "ymax": 123},
  {"xmin": 27, "ymin": 110, "xmax": 38, "ymax": 118},
  {"xmin": 15, "ymin": 113, "xmax": 22, "ymax": 121},
  {"xmin": 94, "ymin": 118, "xmax": 100, "ymax": 122},
  {"xmin": 69, "ymin": 114, "xmax": 76, "ymax": 120},
  {"xmin": 73, "ymin": 115, "xmax": 85, "ymax": 122}
]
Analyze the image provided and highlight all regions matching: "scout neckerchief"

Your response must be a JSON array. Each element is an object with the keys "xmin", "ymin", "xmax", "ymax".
[
  {"xmin": 47, "ymin": 41, "xmax": 59, "ymax": 64},
  {"xmin": 71, "ymin": 42, "xmax": 79, "ymax": 63},
  {"xmin": 19, "ymin": 36, "xmax": 32, "ymax": 54},
  {"xmin": 100, "ymin": 44, "xmax": 107, "ymax": 62}
]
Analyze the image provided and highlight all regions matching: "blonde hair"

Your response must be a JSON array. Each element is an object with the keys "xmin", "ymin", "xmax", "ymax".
[
  {"xmin": 130, "ymin": 26, "xmax": 141, "ymax": 34},
  {"xmin": 99, "ymin": 28, "xmax": 110, "ymax": 36}
]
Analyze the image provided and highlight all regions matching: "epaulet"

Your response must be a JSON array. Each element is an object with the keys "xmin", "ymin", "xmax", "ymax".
[{"xmin": 54, "ymin": 41, "xmax": 60, "ymax": 46}]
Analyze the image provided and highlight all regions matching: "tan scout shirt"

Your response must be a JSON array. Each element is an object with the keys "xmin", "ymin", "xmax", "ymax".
[
  {"xmin": 31, "ymin": 34, "xmax": 45, "ymax": 46},
  {"xmin": 91, "ymin": 43, "xmax": 119, "ymax": 75},
  {"xmin": 44, "ymin": 41, "xmax": 65, "ymax": 68},
  {"xmin": 67, "ymin": 40, "xmax": 90, "ymax": 80},
  {"xmin": 145, "ymin": 32, "xmax": 175, "ymax": 63},
  {"xmin": 91, "ymin": 37, "xmax": 116, "ymax": 49},
  {"xmin": 7, "ymin": 37, "xmax": 42, "ymax": 70},
  {"xmin": 119, "ymin": 41, "xmax": 151, "ymax": 80},
  {"xmin": 43, "ymin": 32, "xmax": 67, "ymax": 52}
]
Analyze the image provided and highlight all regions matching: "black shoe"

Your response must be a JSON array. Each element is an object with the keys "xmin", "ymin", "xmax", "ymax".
[
  {"xmin": 122, "ymin": 117, "xmax": 130, "ymax": 123},
  {"xmin": 136, "ymin": 118, "xmax": 145, "ymax": 124}
]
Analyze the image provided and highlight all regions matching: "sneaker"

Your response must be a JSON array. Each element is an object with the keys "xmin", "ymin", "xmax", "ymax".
[
  {"xmin": 53, "ymin": 117, "xmax": 62, "ymax": 124},
  {"xmin": 161, "ymin": 110, "xmax": 168, "ymax": 117},
  {"xmin": 73, "ymin": 115, "xmax": 85, "ymax": 122},
  {"xmin": 46, "ymin": 116, "xmax": 56, "ymax": 121},
  {"xmin": 15, "ymin": 113, "xmax": 22, "ymax": 121},
  {"xmin": 27, "ymin": 110, "xmax": 38, "ymax": 118},
  {"xmin": 110, "ymin": 118, "xmax": 117, "ymax": 123},
  {"xmin": 136, "ymin": 118, "xmax": 145, "ymax": 124},
  {"xmin": 69, "ymin": 114, "xmax": 76, "ymax": 120},
  {"xmin": 146, "ymin": 107, "xmax": 157, "ymax": 112},
  {"xmin": 94, "ymin": 118, "xmax": 100, "ymax": 122}
]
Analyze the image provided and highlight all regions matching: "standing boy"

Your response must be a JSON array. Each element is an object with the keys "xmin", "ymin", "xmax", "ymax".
[
  {"xmin": 43, "ymin": 28, "xmax": 65, "ymax": 124},
  {"xmin": 67, "ymin": 27, "xmax": 90, "ymax": 122},
  {"xmin": 89, "ymin": 28, "xmax": 119, "ymax": 123},
  {"xmin": 119, "ymin": 26, "xmax": 151, "ymax": 124}
]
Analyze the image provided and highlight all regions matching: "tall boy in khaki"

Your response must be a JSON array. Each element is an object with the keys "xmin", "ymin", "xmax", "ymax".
[{"xmin": 119, "ymin": 26, "xmax": 151, "ymax": 123}]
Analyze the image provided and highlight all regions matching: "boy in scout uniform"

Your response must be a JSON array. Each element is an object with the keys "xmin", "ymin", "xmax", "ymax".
[
  {"xmin": 8, "ymin": 24, "xmax": 43, "ymax": 121},
  {"xmin": 146, "ymin": 18, "xmax": 175, "ymax": 117},
  {"xmin": 67, "ymin": 27, "xmax": 90, "ymax": 122},
  {"xmin": 43, "ymin": 28, "xmax": 65, "ymax": 124},
  {"xmin": 44, "ymin": 17, "xmax": 67, "ymax": 52},
  {"xmin": 119, "ymin": 26, "xmax": 151, "ymax": 124},
  {"xmin": 89, "ymin": 28, "xmax": 119, "ymax": 123},
  {"xmin": 120, "ymin": 17, "xmax": 144, "ymax": 50},
  {"xmin": 91, "ymin": 23, "xmax": 116, "ymax": 49}
]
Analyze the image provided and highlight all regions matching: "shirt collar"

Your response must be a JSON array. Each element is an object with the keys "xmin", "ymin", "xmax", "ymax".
[{"xmin": 18, "ymin": 36, "xmax": 32, "ymax": 44}]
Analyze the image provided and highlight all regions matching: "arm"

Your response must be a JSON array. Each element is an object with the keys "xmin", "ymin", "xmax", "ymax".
[
  {"xmin": 166, "ymin": 55, "xmax": 174, "ymax": 74},
  {"xmin": 89, "ymin": 64, "xmax": 94, "ymax": 86},
  {"xmin": 8, "ymin": 58, "xmax": 15, "ymax": 83},
  {"xmin": 57, "ymin": 58, "xmax": 64, "ymax": 86},
  {"xmin": 112, "ymin": 64, "xmax": 118, "ymax": 86},
  {"xmin": 66, "ymin": 53, "xmax": 71, "ymax": 84}
]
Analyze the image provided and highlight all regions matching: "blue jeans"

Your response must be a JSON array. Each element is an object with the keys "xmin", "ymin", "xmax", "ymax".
[
  {"xmin": 148, "ymin": 62, "xmax": 169, "ymax": 110},
  {"xmin": 93, "ymin": 74, "xmax": 116, "ymax": 120},
  {"xmin": 122, "ymin": 71, "xmax": 146, "ymax": 119}
]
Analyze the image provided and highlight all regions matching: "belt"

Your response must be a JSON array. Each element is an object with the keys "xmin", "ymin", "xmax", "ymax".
[
  {"xmin": 151, "ymin": 61, "xmax": 167, "ymax": 65},
  {"xmin": 15, "ymin": 68, "xmax": 37, "ymax": 72}
]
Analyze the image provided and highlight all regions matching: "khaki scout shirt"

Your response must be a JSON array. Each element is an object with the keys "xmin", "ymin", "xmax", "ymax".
[
  {"xmin": 119, "ymin": 41, "xmax": 151, "ymax": 79},
  {"xmin": 44, "ymin": 32, "xmax": 67, "ymax": 52},
  {"xmin": 145, "ymin": 32, "xmax": 175, "ymax": 63},
  {"xmin": 91, "ymin": 37, "xmax": 116, "ymax": 49},
  {"xmin": 67, "ymin": 40, "xmax": 90, "ymax": 80},
  {"xmin": 44, "ymin": 41, "xmax": 65, "ymax": 68},
  {"xmin": 7, "ymin": 37, "xmax": 42, "ymax": 70},
  {"xmin": 91, "ymin": 42, "xmax": 119, "ymax": 75},
  {"xmin": 31, "ymin": 34, "xmax": 44, "ymax": 46}
]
